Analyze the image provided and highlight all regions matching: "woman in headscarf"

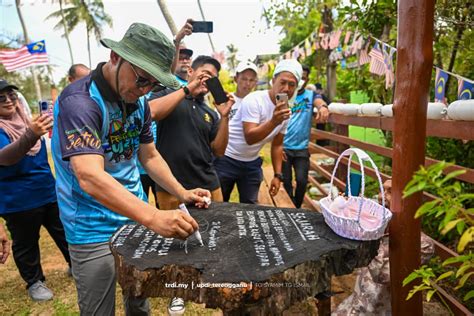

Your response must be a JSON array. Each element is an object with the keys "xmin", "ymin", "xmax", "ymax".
[{"xmin": 0, "ymin": 79, "xmax": 71, "ymax": 302}]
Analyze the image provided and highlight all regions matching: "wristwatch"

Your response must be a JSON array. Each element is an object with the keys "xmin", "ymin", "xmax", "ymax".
[
  {"xmin": 182, "ymin": 86, "xmax": 190, "ymax": 96},
  {"xmin": 274, "ymin": 173, "xmax": 284, "ymax": 181}
]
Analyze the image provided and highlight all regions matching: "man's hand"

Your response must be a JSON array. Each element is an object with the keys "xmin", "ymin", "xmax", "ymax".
[
  {"xmin": 187, "ymin": 73, "xmax": 212, "ymax": 96},
  {"xmin": 315, "ymin": 106, "xmax": 329, "ymax": 123},
  {"xmin": 147, "ymin": 210, "xmax": 198, "ymax": 240},
  {"xmin": 282, "ymin": 151, "xmax": 287, "ymax": 162},
  {"xmin": 175, "ymin": 18, "xmax": 193, "ymax": 44},
  {"xmin": 271, "ymin": 101, "xmax": 291, "ymax": 126},
  {"xmin": 0, "ymin": 223, "xmax": 11, "ymax": 264},
  {"xmin": 214, "ymin": 93, "xmax": 235, "ymax": 118},
  {"xmin": 30, "ymin": 114, "xmax": 53, "ymax": 137},
  {"xmin": 269, "ymin": 177, "xmax": 281, "ymax": 196},
  {"xmin": 180, "ymin": 188, "xmax": 212, "ymax": 208}
]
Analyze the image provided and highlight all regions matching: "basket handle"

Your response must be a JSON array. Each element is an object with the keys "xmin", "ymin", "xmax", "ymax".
[{"xmin": 327, "ymin": 148, "xmax": 387, "ymax": 224}]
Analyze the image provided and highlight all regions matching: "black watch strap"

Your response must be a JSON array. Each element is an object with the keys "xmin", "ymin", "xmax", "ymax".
[
  {"xmin": 274, "ymin": 173, "xmax": 284, "ymax": 181},
  {"xmin": 182, "ymin": 86, "xmax": 190, "ymax": 96}
]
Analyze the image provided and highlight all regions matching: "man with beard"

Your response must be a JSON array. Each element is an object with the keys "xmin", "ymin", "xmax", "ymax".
[
  {"xmin": 148, "ymin": 55, "xmax": 235, "ymax": 210},
  {"xmin": 172, "ymin": 19, "xmax": 193, "ymax": 86}
]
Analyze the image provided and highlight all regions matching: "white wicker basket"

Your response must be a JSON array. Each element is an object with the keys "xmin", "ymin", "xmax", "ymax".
[{"xmin": 320, "ymin": 148, "xmax": 392, "ymax": 241}]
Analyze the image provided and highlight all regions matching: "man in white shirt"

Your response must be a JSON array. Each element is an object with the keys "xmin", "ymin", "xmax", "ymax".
[{"xmin": 214, "ymin": 59, "xmax": 302, "ymax": 203}]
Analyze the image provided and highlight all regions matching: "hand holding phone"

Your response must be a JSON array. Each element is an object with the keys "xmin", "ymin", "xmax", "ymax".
[
  {"xmin": 191, "ymin": 21, "xmax": 213, "ymax": 33},
  {"xmin": 206, "ymin": 77, "xmax": 228, "ymax": 104},
  {"xmin": 38, "ymin": 101, "xmax": 49, "ymax": 114},
  {"xmin": 271, "ymin": 93, "xmax": 291, "ymax": 125},
  {"xmin": 275, "ymin": 93, "xmax": 289, "ymax": 109}
]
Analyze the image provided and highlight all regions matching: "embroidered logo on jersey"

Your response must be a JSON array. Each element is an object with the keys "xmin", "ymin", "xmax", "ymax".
[
  {"xmin": 102, "ymin": 111, "xmax": 142, "ymax": 163},
  {"xmin": 64, "ymin": 126, "xmax": 101, "ymax": 151},
  {"xmin": 204, "ymin": 113, "xmax": 212, "ymax": 123}
]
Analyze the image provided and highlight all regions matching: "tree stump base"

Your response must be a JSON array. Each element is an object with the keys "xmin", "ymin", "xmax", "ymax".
[{"xmin": 110, "ymin": 202, "xmax": 379, "ymax": 314}]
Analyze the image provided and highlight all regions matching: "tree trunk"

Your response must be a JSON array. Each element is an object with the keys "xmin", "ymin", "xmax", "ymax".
[
  {"xmin": 390, "ymin": 0, "xmax": 435, "ymax": 315},
  {"xmin": 156, "ymin": 0, "xmax": 178, "ymax": 36},
  {"xmin": 15, "ymin": 0, "xmax": 42, "ymax": 101},
  {"xmin": 87, "ymin": 28, "xmax": 92, "ymax": 69},
  {"xmin": 59, "ymin": 0, "xmax": 74, "ymax": 64}
]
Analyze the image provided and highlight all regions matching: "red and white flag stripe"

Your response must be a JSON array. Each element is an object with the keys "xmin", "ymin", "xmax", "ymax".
[{"xmin": 0, "ymin": 46, "xmax": 49, "ymax": 72}]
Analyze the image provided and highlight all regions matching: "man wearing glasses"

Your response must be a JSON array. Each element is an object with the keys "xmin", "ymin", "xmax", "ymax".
[
  {"xmin": 51, "ymin": 23, "xmax": 211, "ymax": 315},
  {"xmin": 172, "ymin": 19, "xmax": 194, "ymax": 86}
]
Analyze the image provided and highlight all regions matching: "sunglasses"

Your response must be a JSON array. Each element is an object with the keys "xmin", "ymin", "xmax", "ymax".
[
  {"xmin": 129, "ymin": 63, "xmax": 167, "ymax": 93},
  {"xmin": 0, "ymin": 91, "xmax": 18, "ymax": 103}
]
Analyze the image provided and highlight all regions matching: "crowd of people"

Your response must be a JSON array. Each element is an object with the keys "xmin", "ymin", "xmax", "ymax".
[{"xmin": 0, "ymin": 19, "xmax": 329, "ymax": 315}]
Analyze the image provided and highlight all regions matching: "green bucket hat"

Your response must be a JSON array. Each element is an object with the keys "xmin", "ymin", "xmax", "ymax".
[{"xmin": 101, "ymin": 23, "xmax": 180, "ymax": 90}]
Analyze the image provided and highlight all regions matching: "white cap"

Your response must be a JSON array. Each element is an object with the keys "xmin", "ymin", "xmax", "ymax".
[
  {"xmin": 235, "ymin": 61, "xmax": 258, "ymax": 75},
  {"xmin": 273, "ymin": 59, "xmax": 303, "ymax": 83}
]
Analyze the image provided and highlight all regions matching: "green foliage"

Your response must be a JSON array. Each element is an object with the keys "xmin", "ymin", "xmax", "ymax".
[
  {"xmin": 339, "ymin": 0, "xmax": 397, "ymax": 39},
  {"xmin": 403, "ymin": 162, "xmax": 473, "ymax": 307}
]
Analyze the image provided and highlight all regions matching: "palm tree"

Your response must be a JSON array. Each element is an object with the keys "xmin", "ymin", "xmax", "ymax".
[
  {"xmin": 46, "ymin": 0, "xmax": 75, "ymax": 64},
  {"xmin": 156, "ymin": 0, "xmax": 178, "ymax": 36},
  {"xmin": 226, "ymin": 44, "xmax": 238, "ymax": 73},
  {"xmin": 47, "ymin": 0, "xmax": 112, "ymax": 68},
  {"xmin": 15, "ymin": 0, "xmax": 42, "ymax": 101}
]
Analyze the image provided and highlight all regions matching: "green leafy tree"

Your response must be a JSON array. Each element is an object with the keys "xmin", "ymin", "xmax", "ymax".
[{"xmin": 47, "ymin": 0, "xmax": 112, "ymax": 68}]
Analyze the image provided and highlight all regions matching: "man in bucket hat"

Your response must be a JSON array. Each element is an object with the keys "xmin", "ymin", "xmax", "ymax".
[{"xmin": 51, "ymin": 23, "xmax": 211, "ymax": 315}]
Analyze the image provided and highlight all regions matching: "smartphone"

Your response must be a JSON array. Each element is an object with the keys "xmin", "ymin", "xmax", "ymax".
[
  {"xmin": 206, "ymin": 77, "xmax": 228, "ymax": 104},
  {"xmin": 191, "ymin": 21, "xmax": 213, "ymax": 33},
  {"xmin": 275, "ymin": 93, "xmax": 289, "ymax": 109},
  {"xmin": 38, "ymin": 100, "xmax": 49, "ymax": 114}
]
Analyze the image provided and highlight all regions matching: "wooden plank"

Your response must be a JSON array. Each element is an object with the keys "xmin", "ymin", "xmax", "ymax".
[
  {"xmin": 311, "ymin": 129, "xmax": 474, "ymax": 184},
  {"xmin": 258, "ymin": 178, "xmax": 274, "ymax": 206},
  {"xmin": 309, "ymin": 158, "xmax": 346, "ymax": 191},
  {"xmin": 303, "ymin": 194, "xmax": 320, "ymax": 212},
  {"xmin": 308, "ymin": 175, "xmax": 329, "ymax": 196},
  {"xmin": 309, "ymin": 143, "xmax": 391, "ymax": 183},
  {"xmin": 327, "ymin": 114, "xmax": 474, "ymax": 141},
  {"xmin": 262, "ymin": 167, "xmax": 295, "ymax": 208}
]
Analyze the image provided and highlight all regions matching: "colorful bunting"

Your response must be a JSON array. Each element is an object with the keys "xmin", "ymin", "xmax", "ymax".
[
  {"xmin": 368, "ymin": 42, "xmax": 385, "ymax": 76},
  {"xmin": 457, "ymin": 78, "xmax": 474, "ymax": 100},
  {"xmin": 382, "ymin": 44, "xmax": 395, "ymax": 89},
  {"xmin": 434, "ymin": 68, "xmax": 449, "ymax": 102}
]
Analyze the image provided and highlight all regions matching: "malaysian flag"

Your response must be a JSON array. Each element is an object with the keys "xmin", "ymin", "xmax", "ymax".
[
  {"xmin": 368, "ymin": 42, "xmax": 385, "ymax": 76},
  {"xmin": 0, "ymin": 40, "xmax": 49, "ymax": 72},
  {"xmin": 457, "ymin": 78, "xmax": 474, "ymax": 100},
  {"xmin": 434, "ymin": 68, "xmax": 449, "ymax": 102}
]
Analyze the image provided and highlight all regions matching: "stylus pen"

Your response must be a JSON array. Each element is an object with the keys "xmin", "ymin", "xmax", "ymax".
[{"xmin": 178, "ymin": 203, "xmax": 204, "ymax": 246}]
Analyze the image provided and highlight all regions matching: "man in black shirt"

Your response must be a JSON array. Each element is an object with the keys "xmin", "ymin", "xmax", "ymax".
[{"xmin": 148, "ymin": 56, "xmax": 234, "ymax": 209}]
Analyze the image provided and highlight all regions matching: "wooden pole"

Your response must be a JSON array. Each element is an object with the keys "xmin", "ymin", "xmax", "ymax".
[{"xmin": 390, "ymin": 0, "xmax": 435, "ymax": 315}]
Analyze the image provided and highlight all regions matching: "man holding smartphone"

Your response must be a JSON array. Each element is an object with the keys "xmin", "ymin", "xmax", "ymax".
[
  {"xmin": 282, "ymin": 65, "xmax": 329, "ymax": 208},
  {"xmin": 171, "ymin": 19, "xmax": 194, "ymax": 86},
  {"xmin": 147, "ymin": 55, "xmax": 235, "ymax": 210},
  {"xmin": 214, "ymin": 59, "xmax": 302, "ymax": 203}
]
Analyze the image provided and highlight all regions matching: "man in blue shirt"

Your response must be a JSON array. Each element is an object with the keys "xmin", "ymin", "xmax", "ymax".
[
  {"xmin": 282, "ymin": 65, "xmax": 329, "ymax": 208},
  {"xmin": 52, "ymin": 23, "xmax": 210, "ymax": 315}
]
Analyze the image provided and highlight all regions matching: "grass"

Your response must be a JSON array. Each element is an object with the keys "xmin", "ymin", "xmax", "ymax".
[{"xmin": 0, "ymin": 147, "xmax": 278, "ymax": 315}]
